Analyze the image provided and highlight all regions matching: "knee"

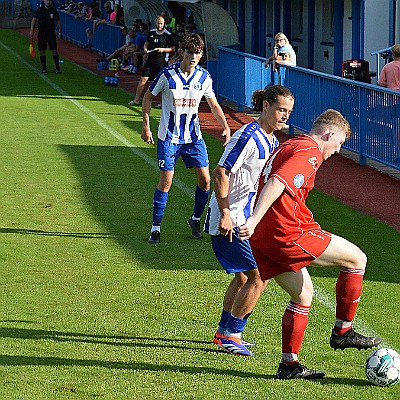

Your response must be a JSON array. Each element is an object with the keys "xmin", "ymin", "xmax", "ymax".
[
  {"xmin": 157, "ymin": 175, "xmax": 172, "ymax": 192},
  {"xmin": 198, "ymin": 175, "xmax": 210, "ymax": 191},
  {"xmin": 245, "ymin": 270, "xmax": 267, "ymax": 291},
  {"xmin": 293, "ymin": 280, "xmax": 313, "ymax": 307},
  {"xmin": 357, "ymin": 250, "xmax": 367, "ymax": 270},
  {"xmin": 349, "ymin": 248, "xmax": 367, "ymax": 271},
  {"xmin": 234, "ymin": 273, "xmax": 248, "ymax": 290}
]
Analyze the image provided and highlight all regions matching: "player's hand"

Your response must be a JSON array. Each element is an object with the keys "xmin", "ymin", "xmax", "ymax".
[
  {"xmin": 222, "ymin": 127, "xmax": 231, "ymax": 147},
  {"xmin": 238, "ymin": 218, "xmax": 256, "ymax": 240},
  {"xmin": 219, "ymin": 213, "xmax": 233, "ymax": 242},
  {"xmin": 141, "ymin": 129, "xmax": 154, "ymax": 144}
]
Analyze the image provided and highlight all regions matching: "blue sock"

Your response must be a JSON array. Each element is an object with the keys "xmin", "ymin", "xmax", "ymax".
[
  {"xmin": 152, "ymin": 188, "xmax": 168, "ymax": 226},
  {"xmin": 193, "ymin": 185, "xmax": 210, "ymax": 219},
  {"xmin": 226, "ymin": 314, "xmax": 247, "ymax": 335},
  {"xmin": 218, "ymin": 309, "xmax": 231, "ymax": 334}
]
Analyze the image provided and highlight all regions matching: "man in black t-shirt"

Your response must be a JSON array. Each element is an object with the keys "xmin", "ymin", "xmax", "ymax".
[
  {"xmin": 30, "ymin": 0, "xmax": 62, "ymax": 73},
  {"xmin": 129, "ymin": 15, "xmax": 175, "ymax": 105}
]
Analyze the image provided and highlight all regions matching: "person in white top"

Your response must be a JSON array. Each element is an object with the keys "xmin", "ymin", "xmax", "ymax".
[
  {"xmin": 141, "ymin": 34, "xmax": 230, "ymax": 244},
  {"xmin": 204, "ymin": 85, "xmax": 294, "ymax": 356}
]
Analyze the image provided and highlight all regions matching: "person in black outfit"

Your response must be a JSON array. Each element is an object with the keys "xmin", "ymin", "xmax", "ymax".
[
  {"xmin": 30, "ymin": 0, "xmax": 62, "ymax": 73},
  {"xmin": 129, "ymin": 15, "xmax": 175, "ymax": 105}
]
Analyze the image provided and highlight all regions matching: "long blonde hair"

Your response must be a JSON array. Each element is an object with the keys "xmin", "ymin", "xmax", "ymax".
[{"xmin": 274, "ymin": 32, "xmax": 289, "ymax": 45}]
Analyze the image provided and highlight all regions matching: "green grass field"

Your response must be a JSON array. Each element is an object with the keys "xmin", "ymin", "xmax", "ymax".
[{"xmin": 0, "ymin": 29, "xmax": 399, "ymax": 399}]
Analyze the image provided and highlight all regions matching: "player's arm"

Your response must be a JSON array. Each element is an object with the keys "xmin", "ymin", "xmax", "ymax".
[
  {"xmin": 141, "ymin": 90, "xmax": 156, "ymax": 144},
  {"xmin": 239, "ymin": 176, "xmax": 285, "ymax": 240},
  {"xmin": 205, "ymin": 96, "xmax": 231, "ymax": 146},
  {"xmin": 212, "ymin": 165, "xmax": 233, "ymax": 242},
  {"xmin": 30, "ymin": 17, "xmax": 37, "ymax": 37}
]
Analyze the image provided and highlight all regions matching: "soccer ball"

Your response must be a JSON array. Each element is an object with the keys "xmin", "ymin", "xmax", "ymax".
[{"xmin": 365, "ymin": 348, "xmax": 400, "ymax": 387}]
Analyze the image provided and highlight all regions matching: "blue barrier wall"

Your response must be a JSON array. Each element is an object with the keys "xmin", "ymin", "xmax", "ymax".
[
  {"xmin": 216, "ymin": 46, "xmax": 400, "ymax": 170},
  {"xmin": 59, "ymin": 11, "xmax": 124, "ymax": 56},
  {"xmin": 217, "ymin": 46, "xmax": 273, "ymax": 111}
]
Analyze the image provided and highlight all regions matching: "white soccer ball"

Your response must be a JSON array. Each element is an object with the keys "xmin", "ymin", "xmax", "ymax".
[{"xmin": 365, "ymin": 348, "xmax": 400, "ymax": 387}]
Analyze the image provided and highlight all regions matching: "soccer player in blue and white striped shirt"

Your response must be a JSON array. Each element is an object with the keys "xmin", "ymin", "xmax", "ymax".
[
  {"xmin": 141, "ymin": 34, "xmax": 230, "ymax": 244},
  {"xmin": 205, "ymin": 85, "xmax": 294, "ymax": 356}
]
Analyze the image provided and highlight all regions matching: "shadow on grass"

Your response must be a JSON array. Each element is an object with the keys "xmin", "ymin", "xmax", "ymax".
[
  {"xmin": 0, "ymin": 326, "xmax": 212, "ymax": 349},
  {"xmin": 0, "ymin": 353, "xmax": 272, "ymax": 379},
  {"xmin": 56, "ymin": 144, "xmax": 220, "ymax": 271},
  {"xmin": 0, "ymin": 227, "xmax": 118, "ymax": 239},
  {"xmin": 0, "ymin": 352, "xmax": 370, "ymax": 385},
  {"xmin": 0, "ymin": 325, "xmax": 377, "ymax": 386}
]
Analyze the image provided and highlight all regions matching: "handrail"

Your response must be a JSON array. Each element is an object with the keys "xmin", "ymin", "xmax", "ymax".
[
  {"xmin": 370, "ymin": 46, "xmax": 393, "ymax": 84},
  {"xmin": 216, "ymin": 45, "xmax": 400, "ymax": 170}
]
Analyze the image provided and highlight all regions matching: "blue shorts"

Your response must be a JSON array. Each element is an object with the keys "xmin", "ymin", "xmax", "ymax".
[
  {"xmin": 211, "ymin": 228, "xmax": 258, "ymax": 274},
  {"xmin": 157, "ymin": 138, "xmax": 209, "ymax": 171}
]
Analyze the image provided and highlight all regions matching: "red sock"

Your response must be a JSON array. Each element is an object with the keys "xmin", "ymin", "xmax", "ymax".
[
  {"xmin": 335, "ymin": 268, "xmax": 364, "ymax": 335},
  {"xmin": 282, "ymin": 301, "xmax": 310, "ymax": 359}
]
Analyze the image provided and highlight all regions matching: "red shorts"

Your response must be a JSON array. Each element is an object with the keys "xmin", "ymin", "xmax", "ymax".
[{"xmin": 252, "ymin": 229, "xmax": 332, "ymax": 280}]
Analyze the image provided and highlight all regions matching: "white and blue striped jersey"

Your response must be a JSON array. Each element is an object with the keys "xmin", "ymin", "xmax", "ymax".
[
  {"xmin": 205, "ymin": 121, "xmax": 279, "ymax": 235},
  {"xmin": 149, "ymin": 63, "xmax": 215, "ymax": 144}
]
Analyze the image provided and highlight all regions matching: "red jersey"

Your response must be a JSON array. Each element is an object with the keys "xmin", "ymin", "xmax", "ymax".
[{"xmin": 250, "ymin": 134, "xmax": 323, "ymax": 248}]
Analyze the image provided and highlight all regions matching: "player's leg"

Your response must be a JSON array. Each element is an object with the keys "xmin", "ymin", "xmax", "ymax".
[
  {"xmin": 148, "ymin": 140, "xmax": 176, "ymax": 244},
  {"xmin": 214, "ymin": 272, "xmax": 247, "ymax": 339},
  {"xmin": 274, "ymin": 269, "xmax": 325, "ymax": 379},
  {"xmin": 184, "ymin": 139, "xmax": 211, "ymax": 238},
  {"xmin": 185, "ymin": 166, "xmax": 210, "ymax": 239},
  {"xmin": 212, "ymin": 232, "xmax": 262, "ymax": 356},
  {"xmin": 310, "ymin": 233, "xmax": 381, "ymax": 349},
  {"xmin": 274, "ymin": 269, "xmax": 313, "ymax": 363},
  {"xmin": 219, "ymin": 268, "xmax": 268, "ymax": 353}
]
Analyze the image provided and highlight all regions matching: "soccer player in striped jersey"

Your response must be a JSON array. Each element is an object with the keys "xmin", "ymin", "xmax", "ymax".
[
  {"xmin": 141, "ymin": 34, "xmax": 230, "ymax": 244},
  {"xmin": 205, "ymin": 85, "xmax": 294, "ymax": 356},
  {"xmin": 239, "ymin": 109, "xmax": 381, "ymax": 379}
]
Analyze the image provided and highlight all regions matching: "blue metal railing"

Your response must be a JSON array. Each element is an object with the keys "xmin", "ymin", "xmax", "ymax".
[
  {"xmin": 217, "ymin": 46, "xmax": 400, "ymax": 170},
  {"xmin": 59, "ymin": 10, "xmax": 124, "ymax": 56},
  {"xmin": 217, "ymin": 46, "xmax": 274, "ymax": 111},
  {"xmin": 371, "ymin": 46, "xmax": 392, "ymax": 82}
]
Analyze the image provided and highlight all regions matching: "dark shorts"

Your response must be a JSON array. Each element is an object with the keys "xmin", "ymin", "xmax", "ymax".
[
  {"xmin": 142, "ymin": 59, "xmax": 166, "ymax": 80},
  {"xmin": 252, "ymin": 229, "xmax": 332, "ymax": 280},
  {"xmin": 38, "ymin": 30, "xmax": 57, "ymax": 52}
]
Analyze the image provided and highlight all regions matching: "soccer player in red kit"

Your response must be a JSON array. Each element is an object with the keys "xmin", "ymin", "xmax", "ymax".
[{"xmin": 239, "ymin": 109, "xmax": 381, "ymax": 380}]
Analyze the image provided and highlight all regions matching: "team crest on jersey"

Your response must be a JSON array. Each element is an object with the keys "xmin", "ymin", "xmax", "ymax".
[
  {"xmin": 193, "ymin": 83, "xmax": 202, "ymax": 90},
  {"xmin": 293, "ymin": 174, "xmax": 304, "ymax": 188},
  {"xmin": 308, "ymin": 156, "xmax": 318, "ymax": 169},
  {"xmin": 183, "ymin": 84, "xmax": 190, "ymax": 90}
]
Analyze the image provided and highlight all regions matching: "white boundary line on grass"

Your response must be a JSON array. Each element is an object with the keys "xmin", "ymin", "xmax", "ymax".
[{"xmin": 2, "ymin": 39, "xmax": 394, "ymax": 350}]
